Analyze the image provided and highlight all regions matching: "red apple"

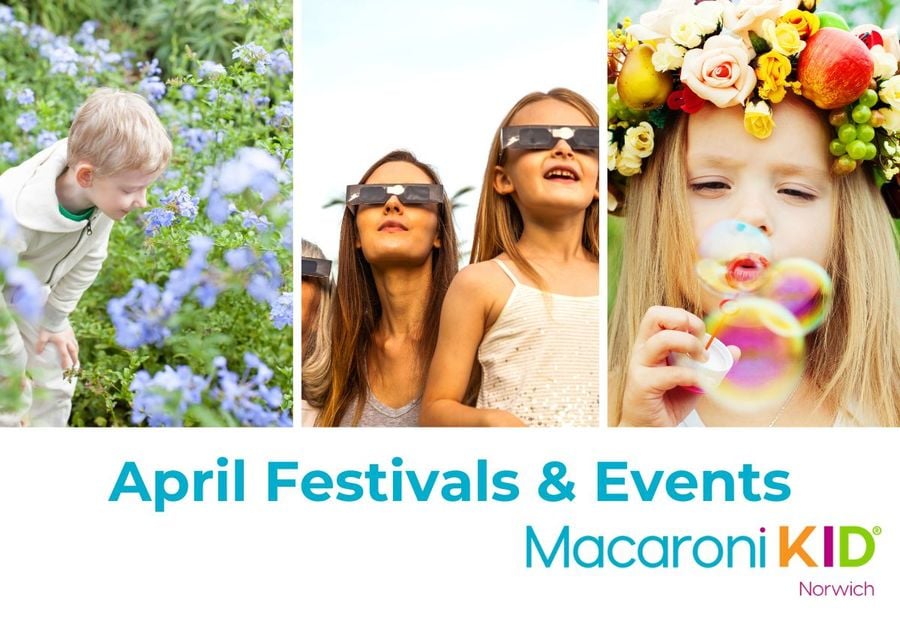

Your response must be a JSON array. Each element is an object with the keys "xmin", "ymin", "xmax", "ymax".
[{"xmin": 797, "ymin": 28, "xmax": 874, "ymax": 110}]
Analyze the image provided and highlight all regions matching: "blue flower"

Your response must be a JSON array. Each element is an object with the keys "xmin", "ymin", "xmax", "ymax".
[
  {"xmin": 141, "ymin": 207, "xmax": 175, "ymax": 236},
  {"xmin": 198, "ymin": 60, "xmax": 226, "ymax": 79},
  {"xmin": 240, "ymin": 210, "xmax": 271, "ymax": 232},
  {"xmin": 205, "ymin": 88, "xmax": 218, "ymax": 103},
  {"xmin": 107, "ymin": 280, "xmax": 179, "ymax": 349},
  {"xmin": 218, "ymin": 147, "xmax": 284, "ymax": 200},
  {"xmin": 0, "ymin": 142, "xmax": 19, "ymax": 164},
  {"xmin": 35, "ymin": 130, "xmax": 58, "ymax": 150},
  {"xmin": 4, "ymin": 267, "xmax": 44, "ymax": 322},
  {"xmin": 224, "ymin": 247, "xmax": 255, "ymax": 271},
  {"xmin": 16, "ymin": 111, "xmax": 38, "ymax": 133},
  {"xmin": 269, "ymin": 292, "xmax": 292, "ymax": 329},
  {"xmin": 210, "ymin": 354, "xmax": 285, "ymax": 427},
  {"xmin": 269, "ymin": 48, "xmax": 292, "ymax": 76},
  {"xmin": 138, "ymin": 75, "xmax": 166, "ymax": 102},
  {"xmin": 160, "ymin": 187, "xmax": 199, "ymax": 220},
  {"xmin": 180, "ymin": 84, "xmax": 197, "ymax": 102},
  {"xmin": 130, "ymin": 365, "xmax": 210, "ymax": 427},
  {"xmin": 182, "ymin": 127, "xmax": 215, "ymax": 153},
  {"xmin": 16, "ymin": 88, "xmax": 35, "ymax": 105},
  {"xmin": 44, "ymin": 44, "xmax": 80, "ymax": 75},
  {"xmin": 232, "ymin": 42, "xmax": 271, "ymax": 75},
  {"xmin": 270, "ymin": 101, "xmax": 292, "ymax": 128}
]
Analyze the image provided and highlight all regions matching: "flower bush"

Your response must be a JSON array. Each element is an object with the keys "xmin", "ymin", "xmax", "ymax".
[{"xmin": 0, "ymin": 0, "xmax": 293, "ymax": 426}]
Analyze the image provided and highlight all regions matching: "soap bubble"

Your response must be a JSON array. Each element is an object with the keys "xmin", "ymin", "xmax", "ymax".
[
  {"xmin": 759, "ymin": 258, "xmax": 833, "ymax": 334},
  {"xmin": 704, "ymin": 297, "xmax": 805, "ymax": 411}
]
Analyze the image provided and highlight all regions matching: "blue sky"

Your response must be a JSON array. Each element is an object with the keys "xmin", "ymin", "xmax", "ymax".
[{"xmin": 299, "ymin": 0, "xmax": 601, "ymax": 262}]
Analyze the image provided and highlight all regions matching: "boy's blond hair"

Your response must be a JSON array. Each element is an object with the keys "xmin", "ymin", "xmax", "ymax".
[{"xmin": 67, "ymin": 88, "xmax": 172, "ymax": 176}]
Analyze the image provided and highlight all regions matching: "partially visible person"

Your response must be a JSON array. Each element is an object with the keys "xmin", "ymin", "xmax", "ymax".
[{"xmin": 300, "ymin": 239, "xmax": 333, "ymax": 427}]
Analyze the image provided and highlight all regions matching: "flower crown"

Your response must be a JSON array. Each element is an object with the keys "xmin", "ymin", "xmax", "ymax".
[{"xmin": 607, "ymin": 0, "xmax": 900, "ymax": 217}]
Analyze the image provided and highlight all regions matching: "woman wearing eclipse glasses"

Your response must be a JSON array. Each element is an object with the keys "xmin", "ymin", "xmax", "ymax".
[
  {"xmin": 315, "ymin": 150, "xmax": 459, "ymax": 426},
  {"xmin": 422, "ymin": 88, "xmax": 601, "ymax": 427}
]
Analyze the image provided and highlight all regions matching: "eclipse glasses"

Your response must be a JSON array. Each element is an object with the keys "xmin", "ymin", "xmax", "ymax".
[
  {"xmin": 500, "ymin": 125, "xmax": 599, "ymax": 154},
  {"xmin": 345, "ymin": 184, "xmax": 445, "ymax": 212},
  {"xmin": 301, "ymin": 257, "xmax": 332, "ymax": 278}
]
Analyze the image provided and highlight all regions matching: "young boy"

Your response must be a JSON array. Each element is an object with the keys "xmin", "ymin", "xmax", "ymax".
[{"xmin": 0, "ymin": 88, "xmax": 172, "ymax": 427}]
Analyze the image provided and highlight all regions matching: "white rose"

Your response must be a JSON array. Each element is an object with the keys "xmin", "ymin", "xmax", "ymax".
[
  {"xmin": 671, "ymin": 15, "xmax": 703, "ymax": 48},
  {"xmin": 718, "ymin": 0, "xmax": 799, "ymax": 52},
  {"xmin": 879, "ymin": 75, "xmax": 900, "ymax": 110},
  {"xmin": 870, "ymin": 45, "xmax": 899, "ymax": 81},
  {"xmin": 627, "ymin": 0, "xmax": 696, "ymax": 41},
  {"xmin": 692, "ymin": 1, "xmax": 724, "ymax": 36},
  {"xmin": 616, "ymin": 150, "xmax": 644, "ymax": 176},
  {"xmin": 879, "ymin": 107, "xmax": 900, "ymax": 134},
  {"xmin": 652, "ymin": 39, "xmax": 687, "ymax": 71},
  {"xmin": 623, "ymin": 122, "xmax": 655, "ymax": 158}
]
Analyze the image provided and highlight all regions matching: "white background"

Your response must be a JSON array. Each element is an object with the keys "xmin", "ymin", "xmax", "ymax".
[
  {"xmin": 0, "ymin": 429, "xmax": 896, "ymax": 628},
  {"xmin": 4, "ymin": 1, "xmax": 897, "ymax": 628}
]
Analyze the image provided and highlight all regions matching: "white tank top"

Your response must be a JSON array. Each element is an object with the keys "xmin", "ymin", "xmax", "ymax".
[{"xmin": 476, "ymin": 259, "xmax": 599, "ymax": 427}]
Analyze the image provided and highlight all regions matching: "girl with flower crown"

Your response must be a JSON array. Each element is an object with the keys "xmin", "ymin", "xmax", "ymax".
[
  {"xmin": 608, "ymin": 0, "xmax": 900, "ymax": 427},
  {"xmin": 421, "ymin": 88, "xmax": 601, "ymax": 427}
]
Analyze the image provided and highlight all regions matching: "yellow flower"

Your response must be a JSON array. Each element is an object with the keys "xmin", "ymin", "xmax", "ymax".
[
  {"xmin": 761, "ymin": 19, "xmax": 805, "ymax": 57},
  {"xmin": 755, "ymin": 51, "xmax": 792, "ymax": 103},
  {"xmin": 744, "ymin": 101, "xmax": 775, "ymax": 139},
  {"xmin": 778, "ymin": 10, "xmax": 819, "ymax": 39}
]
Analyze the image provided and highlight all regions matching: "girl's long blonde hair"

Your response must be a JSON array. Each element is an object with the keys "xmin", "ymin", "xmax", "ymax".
[
  {"xmin": 470, "ymin": 87, "xmax": 600, "ymax": 282},
  {"xmin": 609, "ymin": 109, "xmax": 900, "ymax": 426},
  {"xmin": 301, "ymin": 239, "xmax": 333, "ymax": 410}
]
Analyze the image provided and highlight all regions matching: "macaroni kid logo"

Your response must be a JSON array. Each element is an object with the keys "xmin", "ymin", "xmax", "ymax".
[{"xmin": 525, "ymin": 523, "xmax": 881, "ymax": 574}]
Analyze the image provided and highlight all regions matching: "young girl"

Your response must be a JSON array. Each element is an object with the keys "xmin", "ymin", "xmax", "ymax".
[
  {"xmin": 300, "ymin": 239, "xmax": 333, "ymax": 426},
  {"xmin": 316, "ymin": 150, "xmax": 459, "ymax": 427},
  {"xmin": 608, "ymin": 7, "xmax": 900, "ymax": 427},
  {"xmin": 421, "ymin": 88, "xmax": 600, "ymax": 427}
]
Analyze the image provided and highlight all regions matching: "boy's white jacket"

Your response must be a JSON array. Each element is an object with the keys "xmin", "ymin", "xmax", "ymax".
[{"xmin": 0, "ymin": 139, "xmax": 114, "ymax": 332}]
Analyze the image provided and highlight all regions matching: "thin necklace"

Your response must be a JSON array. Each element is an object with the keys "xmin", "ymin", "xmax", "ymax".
[{"xmin": 768, "ymin": 381, "xmax": 802, "ymax": 427}]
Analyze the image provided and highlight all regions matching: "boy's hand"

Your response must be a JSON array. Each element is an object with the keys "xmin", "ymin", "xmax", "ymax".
[{"xmin": 36, "ymin": 327, "xmax": 79, "ymax": 371}]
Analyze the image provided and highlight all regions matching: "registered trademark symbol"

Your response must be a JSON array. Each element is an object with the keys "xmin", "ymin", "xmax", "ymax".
[{"xmin": 873, "ymin": 526, "xmax": 882, "ymax": 536}]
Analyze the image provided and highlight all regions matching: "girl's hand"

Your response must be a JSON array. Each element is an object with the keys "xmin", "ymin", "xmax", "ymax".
[
  {"xmin": 481, "ymin": 409, "xmax": 527, "ymax": 427},
  {"xmin": 620, "ymin": 306, "xmax": 739, "ymax": 427}
]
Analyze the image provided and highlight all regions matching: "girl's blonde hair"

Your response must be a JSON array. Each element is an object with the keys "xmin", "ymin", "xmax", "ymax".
[
  {"xmin": 301, "ymin": 239, "xmax": 334, "ymax": 411},
  {"xmin": 609, "ymin": 108, "xmax": 900, "ymax": 426},
  {"xmin": 470, "ymin": 87, "xmax": 600, "ymax": 283},
  {"xmin": 68, "ymin": 88, "xmax": 172, "ymax": 176}
]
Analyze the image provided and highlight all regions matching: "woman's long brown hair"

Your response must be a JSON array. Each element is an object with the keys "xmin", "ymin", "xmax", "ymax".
[{"xmin": 317, "ymin": 150, "xmax": 459, "ymax": 426}]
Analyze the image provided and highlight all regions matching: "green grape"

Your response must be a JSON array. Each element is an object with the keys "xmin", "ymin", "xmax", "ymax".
[
  {"xmin": 837, "ymin": 123, "xmax": 857, "ymax": 144},
  {"xmin": 851, "ymin": 104, "xmax": 872, "ymax": 124},
  {"xmin": 859, "ymin": 89, "xmax": 878, "ymax": 108},
  {"xmin": 846, "ymin": 140, "xmax": 867, "ymax": 160},
  {"xmin": 864, "ymin": 143, "xmax": 877, "ymax": 161},
  {"xmin": 829, "ymin": 140, "xmax": 846, "ymax": 156},
  {"xmin": 856, "ymin": 124, "xmax": 875, "ymax": 142}
]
